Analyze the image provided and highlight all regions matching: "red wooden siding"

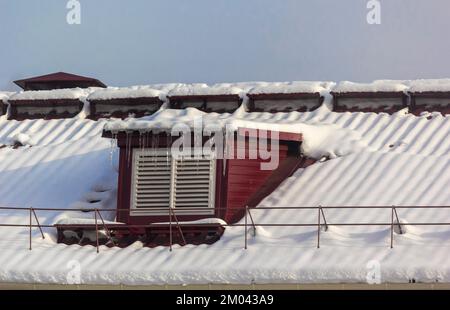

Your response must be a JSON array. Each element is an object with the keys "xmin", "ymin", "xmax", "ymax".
[{"xmin": 224, "ymin": 154, "xmax": 287, "ymax": 222}]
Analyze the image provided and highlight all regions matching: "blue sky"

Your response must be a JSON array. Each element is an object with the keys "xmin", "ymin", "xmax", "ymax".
[{"xmin": 1, "ymin": 0, "xmax": 449, "ymax": 90}]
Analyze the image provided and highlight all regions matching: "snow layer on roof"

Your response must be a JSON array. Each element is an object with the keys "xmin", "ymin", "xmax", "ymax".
[
  {"xmin": 168, "ymin": 83, "xmax": 243, "ymax": 97},
  {"xmin": 4, "ymin": 78, "xmax": 450, "ymax": 103},
  {"xmin": 333, "ymin": 80, "xmax": 408, "ymax": 93},
  {"xmin": 0, "ymin": 88, "xmax": 450, "ymax": 285},
  {"xmin": 87, "ymin": 86, "xmax": 162, "ymax": 101},
  {"xmin": 409, "ymin": 79, "xmax": 450, "ymax": 93},
  {"xmin": 9, "ymin": 88, "xmax": 93, "ymax": 101},
  {"xmin": 248, "ymin": 81, "xmax": 333, "ymax": 95},
  {"xmin": 104, "ymin": 108, "xmax": 371, "ymax": 159},
  {"xmin": 0, "ymin": 91, "xmax": 14, "ymax": 101}
]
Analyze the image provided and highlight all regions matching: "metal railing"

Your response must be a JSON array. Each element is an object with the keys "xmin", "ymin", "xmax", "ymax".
[{"xmin": 0, "ymin": 205, "xmax": 449, "ymax": 253}]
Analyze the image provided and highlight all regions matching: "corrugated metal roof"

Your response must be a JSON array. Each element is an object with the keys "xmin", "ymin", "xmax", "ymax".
[{"xmin": 0, "ymin": 104, "xmax": 449, "ymax": 284}]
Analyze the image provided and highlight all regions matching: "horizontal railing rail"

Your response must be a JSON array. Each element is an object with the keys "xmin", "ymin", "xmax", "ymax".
[{"xmin": 0, "ymin": 205, "xmax": 449, "ymax": 252}]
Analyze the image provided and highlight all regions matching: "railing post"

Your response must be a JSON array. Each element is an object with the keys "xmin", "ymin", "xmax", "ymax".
[
  {"xmin": 248, "ymin": 207, "xmax": 257, "ymax": 236},
  {"xmin": 390, "ymin": 207, "xmax": 394, "ymax": 249},
  {"xmin": 29, "ymin": 207, "xmax": 32, "ymax": 251},
  {"xmin": 97, "ymin": 210, "xmax": 115, "ymax": 246},
  {"xmin": 317, "ymin": 207, "xmax": 321, "ymax": 249},
  {"xmin": 320, "ymin": 207, "xmax": 328, "ymax": 231},
  {"xmin": 31, "ymin": 208, "xmax": 45, "ymax": 239},
  {"xmin": 244, "ymin": 206, "xmax": 248, "ymax": 250},
  {"xmin": 171, "ymin": 209, "xmax": 186, "ymax": 246},
  {"xmin": 393, "ymin": 207, "xmax": 403, "ymax": 235},
  {"xmin": 95, "ymin": 210, "xmax": 99, "ymax": 253}
]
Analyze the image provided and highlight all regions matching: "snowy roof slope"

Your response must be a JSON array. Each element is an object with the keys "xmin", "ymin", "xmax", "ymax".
[
  {"xmin": 9, "ymin": 88, "xmax": 93, "ymax": 101},
  {"xmin": 168, "ymin": 83, "xmax": 243, "ymax": 97},
  {"xmin": 3, "ymin": 78, "xmax": 450, "ymax": 102},
  {"xmin": 0, "ymin": 91, "xmax": 14, "ymax": 101},
  {"xmin": 333, "ymin": 80, "xmax": 408, "ymax": 93},
  {"xmin": 87, "ymin": 86, "xmax": 163, "ymax": 101},
  {"xmin": 0, "ymin": 81, "xmax": 449, "ymax": 285},
  {"xmin": 409, "ymin": 79, "xmax": 450, "ymax": 93},
  {"xmin": 248, "ymin": 81, "xmax": 333, "ymax": 95}
]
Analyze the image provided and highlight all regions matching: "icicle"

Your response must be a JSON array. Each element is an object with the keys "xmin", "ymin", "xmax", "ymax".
[
  {"xmin": 109, "ymin": 132, "xmax": 116, "ymax": 168},
  {"xmin": 151, "ymin": 132, "xmax": 159, "ymax": 163},
  {"xmin": 139, "ymin": 131, "xmax": 143, "ymax": 153},
  {"xmin": 126, "ymin": 131, "xmax": 132, "ymax": 168},
  {"xmin": 166, "ymin": 133, "xmax": 171, "ymax": 167},
  {"xmin": 180, "ymin": 134, "xmax": 184, "ymax": 165},
  {"xmin": 194, "ymin": 130, "xmax": 201, "ymax": 160},
  {"xmin": 155, "ymin": 134, "xmax": 159, "ymax": 150},
  {"xmin": 223, "ymin": 129, "xmax": 227, "ymax": 176},
  {"xmin": 143, "ymin": 131, "xmax": 147, "ymax": 151}
]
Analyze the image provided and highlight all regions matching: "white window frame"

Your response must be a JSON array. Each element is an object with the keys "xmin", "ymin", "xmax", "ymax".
[{"xmin": 130, "ymin": 148, "xmax": 216, "ymax": 216}]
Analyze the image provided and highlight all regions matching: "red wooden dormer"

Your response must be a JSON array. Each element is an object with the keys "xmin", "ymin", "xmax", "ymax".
[{"xmin": 100, "ymin": 126, "xmax": 315, "ymax": 246}]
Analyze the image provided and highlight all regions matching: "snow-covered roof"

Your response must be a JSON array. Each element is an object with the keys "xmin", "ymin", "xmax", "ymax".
[
  {"xmin": 0, "ymin": 79, "xmax": 449, "ymax": 285},
  {"xmin": 9, "ymin": 88, "xmax": 92, "ymax": 101},
  {"xmin": 333, "ymin": 80, "xmax": 408, "ymax": 93},
  {"xmin": 167, "ymin": 83, "xmax": 243, "ymax": 97},
  {"xmin": 0, "ymin": 91, "xmax": 14, "ymax": 101},
  {"xmin": 409, "ymin": 79, "xmax": 450, "ymax": 93},
  {"xmin": 87, "ymin": 86, "xmax": 163, "ymax": 101},
  {"xmin": 248, "ymin": 81, "xmax": 333, "ymax": 95},
  {"xmin": 3, "ymin": 79, "xmax": 450, "ymax": 103}
]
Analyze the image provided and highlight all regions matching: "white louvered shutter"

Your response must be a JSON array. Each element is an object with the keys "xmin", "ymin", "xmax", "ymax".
[{"xmin": 131, "ymin": 149, "xmax": 215, "ymax": 215}]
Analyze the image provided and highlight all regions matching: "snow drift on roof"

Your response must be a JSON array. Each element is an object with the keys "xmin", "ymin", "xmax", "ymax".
[
  {"xmin": 3, "ymin": 79, "xmax": 450, "ymax": 103},
  {"xmin": 0, "ymin": 91, "xmax": 14, "ymax": 101},
  {"xmin": 333, "ymin": 80, "xmax": 408, "ymax": 93},
  {"xmin": 9, "ymin": 88, "xmax": 93, "ymax": 101},
  {"xmin": 248, "ymin": 81, "xmax": 333, "ymax": 95},
  {"xmin": 168, "ymin": 83, "xmax": 243, "ymax": 97},
  {"xmin": 409, "ymin": 79, "xmax": 450, "ymax": 93},
  {"xmin": 87, "ymin": 86, "xmax": 163, "ymax": 101},
  {"xmin": 104, "ymin": 108, "xmax": 371, "ymax": 159}
]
